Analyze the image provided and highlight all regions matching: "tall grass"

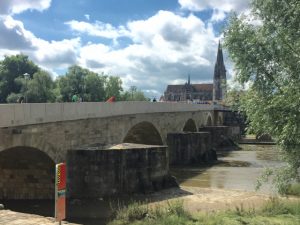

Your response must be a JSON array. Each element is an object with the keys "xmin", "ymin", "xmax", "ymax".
[
  {"xmin": 109, "ymin": 200, "xmax": 192, "ymax": 225},
  {"xmin": 286, "ymin": 183, "xmax": 300, "ymax": 196},
  {"xmin": 108, "ymin": 198, "xmax": 300, "ymax": 225}
]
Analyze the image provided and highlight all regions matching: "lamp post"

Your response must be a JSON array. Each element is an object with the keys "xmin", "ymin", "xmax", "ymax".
[{"xmin": 23, "ymin": 73, "xmax": 30, "ymax": 103}]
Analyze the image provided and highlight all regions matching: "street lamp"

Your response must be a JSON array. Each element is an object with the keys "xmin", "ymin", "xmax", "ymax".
[{"xmin": 23, "ymin": 73, "xmax": 30, "ymax": 103}]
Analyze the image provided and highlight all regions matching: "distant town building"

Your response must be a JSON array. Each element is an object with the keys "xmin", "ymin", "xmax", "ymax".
[{"xmin": 163, "ymin": 42, "xmax": 227, "ymax": 102}]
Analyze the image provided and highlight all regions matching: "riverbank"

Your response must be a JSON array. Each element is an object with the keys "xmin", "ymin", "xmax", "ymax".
[
  {"xmin": 0, "ymin": 186, "xmax": 300, "ymax": 225},
  {"xmin": 108, "ymin": 186, "xmax": 300, "ymax": 225}
]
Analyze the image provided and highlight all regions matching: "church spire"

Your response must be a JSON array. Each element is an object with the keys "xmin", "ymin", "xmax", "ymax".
[
  {"xmin": 215, "ymin": 41, "xmax": 225, "ymax": 73},
  {"xmin": 188, "ymin": 73, "xmax": 190, "ymax": 85},
  {"xmin": 213, "ymin": 41, "xmax": 227, "ymax": 101}
]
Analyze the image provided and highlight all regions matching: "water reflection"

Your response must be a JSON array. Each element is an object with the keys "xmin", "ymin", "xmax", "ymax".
[{"xmin": 171, "ymin": 145, "xmax": 281, "ymax": 194}]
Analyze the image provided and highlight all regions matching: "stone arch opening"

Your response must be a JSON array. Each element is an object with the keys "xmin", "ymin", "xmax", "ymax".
[
  {"xmin": 183, "ymin": 119, "xmax": 197, "ymax": 132},
  {"xmin": 206, "ymin": 115, "xmax": 213, "ymax": 126},
  {"xmin": 123, "ymin": 122, "xmax": 163, "ymax": 145},
  {"xmin": 218, "ymin": 115, "xmax": 223, "ymax": 125},
  {"xmin": 0, "ymin": 147, "xmax": 55, "ymax": 200}
]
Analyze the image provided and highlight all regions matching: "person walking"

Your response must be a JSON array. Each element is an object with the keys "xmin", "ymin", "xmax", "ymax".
[{"xmin": 72, "ymin": 94, "xmax": 78, "ymax": 102}]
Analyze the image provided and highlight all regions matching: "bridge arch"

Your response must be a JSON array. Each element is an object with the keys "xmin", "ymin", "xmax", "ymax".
[
  {"xmin": 0, "ymin": 146, "xmax": 55, "ymax": 199},
  {"xmin": 183, "ymin": 119, "xmax": 197, "ymax": 132},
  {"xmin": 218, "ymin": 115, "xmax": 223, "ymax": 125},
  {"xmin": 206, "ymin": 114, "xmax": 213, "ymax": 126},
  {"xmin": 123, "ymin": 121, "xmax": 163, "ymax": 145}
]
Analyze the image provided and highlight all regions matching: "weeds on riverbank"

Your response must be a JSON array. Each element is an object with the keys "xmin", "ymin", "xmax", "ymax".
[
  {"xmin": 108, "ymin": 198, "xmax": 300, "ymax": 225},
  {"xmin": 286, "ymin": 183, "xmax": 300, "ymax": 196}
]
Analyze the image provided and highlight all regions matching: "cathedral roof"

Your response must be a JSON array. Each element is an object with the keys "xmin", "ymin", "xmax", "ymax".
[
  {"xmin": 165, "ymin": 83, "xmax": 213, "ymax": 93},
  {"xmin": 165, "ymin": 85, "xmax": 185, "ymax": 93},
  {"xmin": 192, "ymin": 83, "xmax": 213, "ymax": 92}
]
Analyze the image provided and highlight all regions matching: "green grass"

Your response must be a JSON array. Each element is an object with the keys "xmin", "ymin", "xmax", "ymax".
[
  {"xmin": 108, "ymin": 198, "xmax": 300, "ymax": 225},
  {"xmin": 286, "ymin": 183, "xmax": 300, "ymax": 196}
]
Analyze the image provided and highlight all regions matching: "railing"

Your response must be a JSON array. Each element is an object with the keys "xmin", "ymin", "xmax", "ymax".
[{"xmin": 0, "ymin": 102, "xmax": 223, "ymax": 128}]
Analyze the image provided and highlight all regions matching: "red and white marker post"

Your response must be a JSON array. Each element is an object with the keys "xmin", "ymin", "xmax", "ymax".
[{"xmin": 55, "ymin": 163, "xmax": 66, "ymax": 225}]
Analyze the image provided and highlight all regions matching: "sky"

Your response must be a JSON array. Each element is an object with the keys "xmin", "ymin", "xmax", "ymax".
[{"xmin": 0, "ymin": 0, "xmax": 251, "ymax": 97}]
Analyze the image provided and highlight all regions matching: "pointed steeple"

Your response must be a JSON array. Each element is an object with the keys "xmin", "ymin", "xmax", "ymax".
[
  {"xmin": 215, "ymin": 41, "xmax": 225, "ymax": 76},
  {"xmin": 213, "ymin": 41, "xmax": 227, "ymax": 101},
  {"xmin": 188, "ymin": 73, "xmax": 190, "ymax": 85}
]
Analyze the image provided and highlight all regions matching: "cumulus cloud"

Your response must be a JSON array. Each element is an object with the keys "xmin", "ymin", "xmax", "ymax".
[
  {"xmin": 211, "ymin": 9, "xmax": 227, "ymax": 22},
  {"xmin": 84, "ymin": 14, "xmax": 90, "ymax": 21},
  {"xmin": 178, "ymin": 0, "xmax": 250, "ymax": 13},
  {"xmin": 0, "ymin": 16, "xmax": 36, "ymax": 50},
  {"xmin": 0, "ymin": 0, "xmax": 51, "ymax": 15},
  {"xmin": 31, "ymin": 38, "xmax": 80, "ymax": 68},
  {"xmin": 76, "ymin": 11, "xmax": 221, "ymax": 95},
  {"xmin": 65, "ymin": 20, "xmax": 129, "ymax": 40},
  {"xmin": 0, "ymin": 4, "xmax": 228, "ymax": 96},
  {"xmin": 0, "ymin": 15, "xmax": 80, "ymax": 72}
]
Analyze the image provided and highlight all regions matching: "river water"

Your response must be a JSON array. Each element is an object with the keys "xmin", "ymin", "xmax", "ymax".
[{"xmin": 171, "ymin": 144, "xmax": 282, "ymax": 194}]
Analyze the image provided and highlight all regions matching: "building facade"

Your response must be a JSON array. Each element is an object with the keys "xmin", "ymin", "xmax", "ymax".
[{"xmin": 163, "ymin": 42, "xmax": 226, "ymax": 102}]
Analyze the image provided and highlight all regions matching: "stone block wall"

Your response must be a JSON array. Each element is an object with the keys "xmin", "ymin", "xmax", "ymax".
[
  {"xmin": 199, "ymin": 126, "xmax": 238, "ymax": 149},
  {"xmin": 0, "ymin": 147, "xmax": 55, "ymax": 199},
  {"xmin": 167, "ymin": 132, "xmax": 214, "ymax": 165},
  {"xmin": 67, "ymin": 145, "xmax": 174, "ymax": 199}
]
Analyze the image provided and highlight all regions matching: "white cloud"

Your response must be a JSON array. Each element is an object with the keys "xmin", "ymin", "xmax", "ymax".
[
  {"xmin": 76, "ymin": 11, "xmax": 221, "ymax": 94},
  {"xmin": 0, "ymin": 0, "xmax": 51, "ymax": 15},
  {"xmin": 178, "ymin": 0, "xmax": 250, "ymax": 13},
  {"xmin": 84, "ymin": 14, "xmax": 90, "ymax": 21},
  {"xmin": 65, "ymin": 20, "xmax": 129, "ymax": 40},
  {"xmin": 31, "ymin": 38, "xmax": 80, "ymax": 69},
  {"xmin": 0, "ymin": 16, "xmax": 80, "ymax": 72},
  {"xmin": 0, "ymin": 8, "xmax": 227, "ymax": 96},
  {"xmin": 0, "ymin": 16, "xmax": 36, "ymax": 50},
  {"xmin": 211, "ymin": 9, "xmax": 227, "ymax": 22}
]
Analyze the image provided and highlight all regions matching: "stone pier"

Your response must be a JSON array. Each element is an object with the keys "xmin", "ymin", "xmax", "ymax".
[
  {"xmin": 66, "ymin": 143, "xmax": 176, "ymax": 199},
  {"xmin": 167, "ymin": 132, "xmax": 216, "ymax": 165}
]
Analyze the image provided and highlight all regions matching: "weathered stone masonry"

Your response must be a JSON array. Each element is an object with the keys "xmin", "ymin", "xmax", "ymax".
[{"xmin": 67, "ymin": 145, "xmax": 174, "ymax": 199}]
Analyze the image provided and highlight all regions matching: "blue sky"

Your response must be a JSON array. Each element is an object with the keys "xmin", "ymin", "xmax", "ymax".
[{"xmin": 0, "ymin": 0, "xmax": 250, "ymax": 97}]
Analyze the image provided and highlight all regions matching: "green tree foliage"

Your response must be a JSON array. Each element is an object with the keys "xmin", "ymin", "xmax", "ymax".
[
  {"xmin": 224, "ymin": 85, "xmax": 244, "ymax": 112},
  {"xmin": 121, "ymin": 86, "xmax": 148, "ymax": 101},
  {"xmin": 105, "ymin": 76, "xmax": 123, "ymax": 100},
  {"xmin": 58, "ymin": 65, "xmax": 88, "ymax": 101},
  {"xmin": 0, "ymin": 54, "xmax": 39, "ymax": 103},
  {"xmin": 224, "ymin": 0, "xmax": 300, "ymax": 192},
  {"xmin": 26, "ymin": 71, "xmax": 56, "ymax": 103},
  {"xmin": 57, "ymin": 66, "xmax": 121, "ymax": 102},
  {"xmin": 84, "ymin": 72, "xmax": 106, "ymax": 102},
  {"xmin": 0, "ymin": 56, "xmax": 146, "ymax": 103}
]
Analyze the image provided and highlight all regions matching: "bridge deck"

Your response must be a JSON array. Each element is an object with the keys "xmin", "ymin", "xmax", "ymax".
[{"xmin": 0, "ymin": 102, "xmax": 226, "ymax": 128}]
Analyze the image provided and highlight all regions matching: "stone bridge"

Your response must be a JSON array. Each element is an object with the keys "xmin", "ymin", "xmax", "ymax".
[{"xmin": 0, "ymin": 102, "xmax": 227, "ymax": 199}]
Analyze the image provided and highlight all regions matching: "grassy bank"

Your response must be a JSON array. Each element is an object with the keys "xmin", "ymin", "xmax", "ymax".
[
  {"xmin": 287, "ymin": 183, "xmax": 300, "ymax": 197},
  {"xmin": 108, "ymin": 198, "xmax": 300, "ymax": 225}
]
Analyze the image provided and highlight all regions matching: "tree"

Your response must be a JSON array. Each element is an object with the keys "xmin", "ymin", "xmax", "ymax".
[
  {"xmin": 58, "ymin": 65, "xmax": 91, "ymax": 101},
  {"xmin": 105, "ymin": 76, "xmax": 123, "ymax": 100},
  {"xmin": 58, "ymin": 66, "xmax": 120, "ymax": 102},
  {"xmin": 224, "ymin": 0, "xmax": 300, "ymax": 193},
  {"xmin": 224, "ymin": 85, "xmax": 245, "ymax": 112},
  {"xmin": 0, "ymin": 54, "xmax": 39, "ymax": 103},
  {"xmin": 121, "ymin": 86, "xmax": 148, "ymax": 101},
  {"xmin": 84, "ymin": 72, "xmax": 105, "ymax": 102},
  {"xmin": 26, "ymin": 71, "xmax": 56, "ymax": 103}
]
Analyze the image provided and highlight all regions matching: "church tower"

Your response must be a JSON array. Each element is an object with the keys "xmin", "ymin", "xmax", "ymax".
[{"xmin": 213, "ymin": 41, "xmax": 227, "ymax": 101}]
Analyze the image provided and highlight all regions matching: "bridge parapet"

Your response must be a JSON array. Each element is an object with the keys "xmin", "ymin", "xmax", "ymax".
[{"xmin": 0, "ymin": 102, "xmax": 221, "ymax": 128}]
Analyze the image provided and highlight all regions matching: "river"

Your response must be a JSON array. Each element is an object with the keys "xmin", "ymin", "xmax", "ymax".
[{"xmin": 171, "ymin": 144, "xmax": 282, "ymax": 194}]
